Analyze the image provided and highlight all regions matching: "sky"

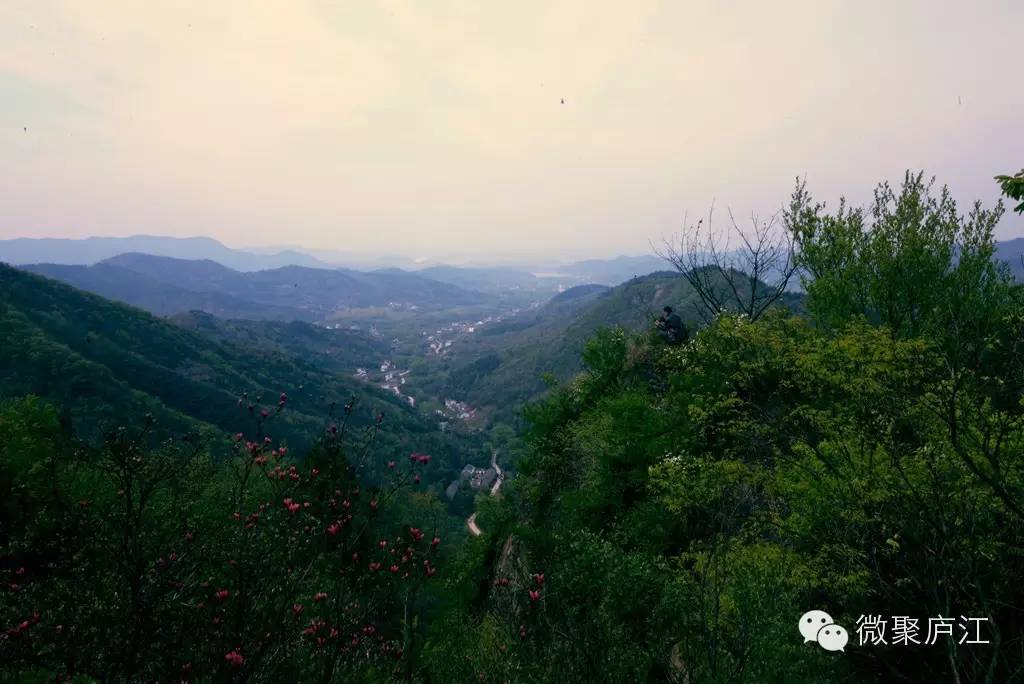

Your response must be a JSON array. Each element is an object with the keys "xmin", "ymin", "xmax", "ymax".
[{"xmin": 2, "ymin": 0, "xmax": 1022, "ymax": 262}]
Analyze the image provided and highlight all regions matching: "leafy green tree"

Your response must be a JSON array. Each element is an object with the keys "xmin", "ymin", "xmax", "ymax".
[{"xmin": 995, "ymin": 169, "xmax": 1024, "ymax": 214}]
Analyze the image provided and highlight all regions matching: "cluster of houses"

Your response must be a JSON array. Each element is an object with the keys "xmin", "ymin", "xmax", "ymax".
[
  {"xmin": 421, "ymin": 312, "xmax": 515, "ymax": 356},
  {"xmin": 353, "ymin": 360, "xmax": 415, "ymax": 407},
  {"xmin": 445, "ymin": 463, "xmax": 499, "ymax": 500},
  {"xmin": 438, "ymin": 398, "xmax": 476, "ymax": 421}
]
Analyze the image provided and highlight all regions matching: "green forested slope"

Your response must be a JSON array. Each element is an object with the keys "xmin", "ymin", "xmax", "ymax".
[
  {"xmin": 444, "ymin": 270, "xmax": 801, "ymax": 417},
  {"xmin": 424, "ymin": 173, "xmax": 1024, "ymax": 683},
  {"xmin": 0, "ymin": 264, "xmax": 480, "ymax": 475}
]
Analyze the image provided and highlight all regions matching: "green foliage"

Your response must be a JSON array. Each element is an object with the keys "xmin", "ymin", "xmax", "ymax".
[
  {"xmin": 995, "ymin": 169, "xmax": 1024, "ymax": 214},
  {"xmin": 786, "ymin": 171, "xmax": 1009, "ymax": 341},
  {"xmin": 435, "ymin": 173, "xmax": 1024, "ymax": 682},
  {"xmin": 0, "ymin": 399, "xmax": 455, "ymax": 681}
]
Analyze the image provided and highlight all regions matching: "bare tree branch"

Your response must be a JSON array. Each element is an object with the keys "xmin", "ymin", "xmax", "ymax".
[{"xmin": 655, "ymin": 205, "xmax": 797, "ymax": 321}]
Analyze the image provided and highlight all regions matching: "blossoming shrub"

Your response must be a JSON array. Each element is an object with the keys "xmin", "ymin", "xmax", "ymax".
[{"xmin": 0, "ymin": 395, "xmax": 443, "ymax": 682}]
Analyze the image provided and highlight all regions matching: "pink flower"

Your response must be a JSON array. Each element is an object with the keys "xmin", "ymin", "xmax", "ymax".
[
  {"xmin": 327, "ymin": 523, "xmax": 340, "ymax": 536},
  {"xmin": 260, "ymin": 409, "xmax": 269, "ymax": 418},
  {"xmin": 233, "ymin": 432, "xmax": 243, "ymax": 441},
  {"xmin": 409, "ymin": 527, "xmax": 424, "ymax": 542},
  {"xmin": 431, "ymin": 536, "xmax": 441, "ymax": 548},
  {"xmin": 369, "ymin": 562, "xmax": 382, "ymax": 572},
  {"xmin": 215, "ymin": 589, "xmax": 230, "ymax": 601},
  {"xmin": 533, "ymin": 573, "xmax": 545, "ymax": 586},
  {"xmin": 313, "ymin": 592, "xmax": 327, "ymax": 602},
  {"xmin": 224, "ymin": 650, "xmax": 244, "ymax": 666},
  {"xmin": 292, "ymin": 603, "xmax": 304, "ymax": 617},
  {"xmin": 387, "ymin": 460, "xmax": 396, "ymax": 469},
  {"xmin": 311, "ymin": 468, "xmax": 320, "ymax": 477},
  {"xmin": 369, "ymin": 499, "xmax": 379, "ymax": 511},
  {"xmin": 529, "ymin": 589, "xmax": 541, "ymax": 603}
]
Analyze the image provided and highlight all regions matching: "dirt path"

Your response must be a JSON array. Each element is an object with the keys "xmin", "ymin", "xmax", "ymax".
[
  {"xmin": 489, "ymin": 449, "xmax": 504, "ymax": 496},
  {"xmin": 467, "ymin": 450, "xmax": 502, "ymax": 537}
]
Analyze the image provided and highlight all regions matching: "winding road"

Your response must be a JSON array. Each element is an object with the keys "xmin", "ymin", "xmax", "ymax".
[{"xmin": 467, "ymin": 450, "xmax": 503, "ymax": 537}]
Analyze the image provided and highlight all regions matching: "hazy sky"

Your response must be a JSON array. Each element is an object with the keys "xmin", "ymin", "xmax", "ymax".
[{"xmin": 2, "ymin": 0, "xmax": 1022, "ymax": 261}]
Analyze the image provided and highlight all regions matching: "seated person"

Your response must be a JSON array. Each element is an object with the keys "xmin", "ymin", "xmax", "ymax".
[{"xmin": 655, "ymin": 306, "xmax": 688, "ymax": 344}]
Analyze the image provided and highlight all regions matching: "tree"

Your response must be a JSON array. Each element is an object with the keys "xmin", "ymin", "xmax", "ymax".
[
  {"xmin": 995, "ymin": 169, "xmax": 1024, "ymax": 214},
  {"xmin": 657, "ymin": 206, "xmax": 798, "ymax": 322},
  {"xmin": 785, "ymin": 171, "xmax": 1008, "ymax": 340}
]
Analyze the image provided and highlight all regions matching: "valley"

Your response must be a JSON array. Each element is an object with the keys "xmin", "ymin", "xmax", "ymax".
[{"xmin": 3, "ymin": 211, "xmax": 1023, "ymax": 682}]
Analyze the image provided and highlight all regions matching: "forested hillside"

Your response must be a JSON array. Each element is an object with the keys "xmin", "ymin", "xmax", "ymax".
[
  {"xmin": 23, "ymin": 253, "xmax": 486, "ymax": 321},
  {"xmin": 426, "ymin": 174, "xmax": 1024, "ymax": 682},
  {"xmin": 0, "ymin": 265, "xmax": 482, "ymax": 477},
  {"xmin": 169, "ymin": 311, "xmax": 389, "ymax": 373},
  {"xmin": 438, "ymin": 271, "xmax": 801, "ymax": 419}
]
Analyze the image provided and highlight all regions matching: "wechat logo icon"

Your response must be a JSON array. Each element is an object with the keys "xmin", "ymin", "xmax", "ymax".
[{"xmin": 800, "ymin": 610, "xmax": 849, "ymax": 652}]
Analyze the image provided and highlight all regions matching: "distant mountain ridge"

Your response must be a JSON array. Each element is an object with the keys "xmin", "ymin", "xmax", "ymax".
[
  {"xmin": 996, "ymin": 237, "xmax": 1024, "ymax": 280},
  {"xmin": 20, "ymin": 253, "xmax": 487, "ymax": 321},
  {"xmin": 17, "ymin": 261, "xmax": 308, "ymax": 320},
  {"xmin": 0, "ymin": 235, "xmax": 332, "ymax": 272},
  {"xmin": 556, "ymin": 254, "xmax": 668, "ymax": 285},
  {"xmin": 4, "ymin": 232, "xmax": 1021, "ymax": 284}
]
